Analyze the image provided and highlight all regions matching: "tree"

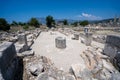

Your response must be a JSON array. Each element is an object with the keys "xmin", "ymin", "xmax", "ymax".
[
  {"xmin": 63, "ymin": 19, "xmax": 68, "ymax": 25},
  {"xmin": 0, "ymin": 18, "xmax": 10, "ymax": 31},
  {"xmin": 29, "ymin": 18, "xmax": 40, "ymax": 28},
  {"xmin": 80, "ymin": 20, "xmax": 89, "ymax": 27},
  {"xmin": 46, "ymin": 15, "xmax": 55, "ymax": 28}
]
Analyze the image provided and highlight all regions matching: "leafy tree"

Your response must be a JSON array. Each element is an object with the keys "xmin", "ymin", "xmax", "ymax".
[
  {"xmin": 63, "ymin": 19, "xmax": 68, "ymax": 25},
  {"xmin": 29, "ymin": 18, "xmax": 40, "ymax": 28},
  {"xmin": 0, "ymin": 18, "xmax": 10, "ymax": 31},
  {"xmin": 80, "ymin": 20, "xmax": 89, "ymax": 27},
  {"xmin": 46, "ymin": 15, "xmax": 55, "ymax": 28}
]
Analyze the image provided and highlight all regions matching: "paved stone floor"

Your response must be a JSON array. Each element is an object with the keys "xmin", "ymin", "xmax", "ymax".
[{"xmin": 31, "ymin": 31, "xmax": 104, "ymax": 72}]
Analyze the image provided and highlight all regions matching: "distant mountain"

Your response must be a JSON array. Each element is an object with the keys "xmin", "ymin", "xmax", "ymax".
[
  {"xmin": 90, "ymin": 18, "xmax": 119, "ymax": 23},
  {"xmin": 36, "ymin": 18, "xmax": 46, "ymax": 24}
]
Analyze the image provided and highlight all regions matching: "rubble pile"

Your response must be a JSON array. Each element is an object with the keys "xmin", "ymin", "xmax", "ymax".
[
  {"xmin": 79, "ymin": 46, "xmax": 120, "ymax": 80},
  {"xmin": 23, "ymin": 45, "xmax": 120, "ymax": 80},
  {"xmin": 58, "ymin": 28, "xmax": 76, "ymax": 36},
  {"xmin": 92, "ymin": 35, "xmax": 106, "ymax": 43},
  {"xmin": 23, "ymin": 56, "xmax": 76, "ymax": 80}
]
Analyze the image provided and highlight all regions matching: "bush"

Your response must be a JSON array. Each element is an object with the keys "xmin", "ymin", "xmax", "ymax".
[
  {"xmin": 0, "ymin": 18, "xmax": 10, "ymax": 31},
  {"xmin": 23, "ymin": 25, "xmax": 29, "ymax": 30},
  {"xmin": 80, "ymin": 20, "xmax": 89, "ymax": 27}
]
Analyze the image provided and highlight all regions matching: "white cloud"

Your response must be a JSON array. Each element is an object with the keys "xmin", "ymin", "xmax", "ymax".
[
  {"xmin": 77, "ymin": 13, "xmax": 102, "ymax": 20},
  {"xmin": 82, "ymin": 13, "xmax": 92, "ymax": 17}
]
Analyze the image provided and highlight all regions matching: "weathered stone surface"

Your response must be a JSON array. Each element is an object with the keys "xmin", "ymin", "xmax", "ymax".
[
  {"xmin": 36, "ymin": 72, "xmax": 55, "ymax": 80},
  {"xmin": 0, "ymin": 42, "xmax": 18, "ymax": 80},
  {"xmin": 65, "ymin": 74, "xmax": 75, "ymax": 80},
  {"xmin": 55, "ymin": 37, "xmax": 66, "ymax": 49},
  {"xmin": 15, "ymin": 43, "xmax": 28, "ymax": 53},
  {"xmin": 18, "ymin": 33, "xmax": 27, "ymax": 45},
  {"xmin": 103, "ymin": 35, "xmax": 120, "ymax": 71},
  {"xmin": 70, "ymin": 64, "xmax": 86, "ymax": 79},
  {"xmin": 85, "ymin": 33, "xmax": 92, "ymax": 46},
  {"xmin": 92, "ymin": 35, "xmax": 106, "ymax": 43},
  {"xmin": 103, "ymin": 43, "xmax": 117, "ymax": 58},
  {"xmin": 80, "ymin": 47, "xmax": 120, "ymax": 80},
  {"xmin": 0, "ymin": 42, "xmax": 16, "ymax": 72},
  {"xmin": 110, "ymin": 73, "xmax": 120, "ymax": 80},
  {"xmin": 29, "ymin": 64, "xmax": 43, "ymax": 76},
  {"xmin": 17, "ymin": 50, "xmax": 34, "ymax": 58},
  {"xmin": 74, "ymin": 33, "xmax": 79, "ymax": 40},
  {"xmin": 106, "ymin": 35, "xmax": 120, "ymax": 48}
]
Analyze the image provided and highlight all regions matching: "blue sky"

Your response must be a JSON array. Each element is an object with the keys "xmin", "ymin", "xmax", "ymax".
[{"xmin": 0, "ymin": 0, "xmax": 120, "ymax": 22}]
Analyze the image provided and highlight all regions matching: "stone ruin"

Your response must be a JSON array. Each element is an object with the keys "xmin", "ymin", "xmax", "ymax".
[
  {"xmin": 0, "ymin": 28, "xmax": 41, "ymax": 80},
  {"xmin": 0, "ymin": 28, "xmax": 120, "ymax": 80},
  {"xmin": 55, "ymin": 37, "xmax": 66, "ymax": 49},
  {"xmin": 80, "ymin": 32, "xmax": 93, "ymax": 46}
]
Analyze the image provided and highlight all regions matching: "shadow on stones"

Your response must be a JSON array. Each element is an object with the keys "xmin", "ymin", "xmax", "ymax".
[{"xmin": 14, "ymin": 57, "xmax": 24, "ymax": 80}]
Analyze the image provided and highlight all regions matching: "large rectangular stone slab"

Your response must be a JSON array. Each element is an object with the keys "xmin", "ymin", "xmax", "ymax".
[
  {"xmin": 106, "ymin": 35, "xmax": 120, "ymax": 48},
  {"xmin": 0, "ymin": 42, "xmax": 16, "ymax": 72}
]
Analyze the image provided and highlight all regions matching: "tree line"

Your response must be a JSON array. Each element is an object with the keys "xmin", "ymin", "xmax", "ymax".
[{"xmin": 0, "ymin": 15, "xmax": 89, "ymax": 31}]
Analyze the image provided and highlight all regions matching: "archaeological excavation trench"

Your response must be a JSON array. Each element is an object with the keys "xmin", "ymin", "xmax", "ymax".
[{"xmin": 0, "ymin": 28, "xmax": 120, "ymax": 80}]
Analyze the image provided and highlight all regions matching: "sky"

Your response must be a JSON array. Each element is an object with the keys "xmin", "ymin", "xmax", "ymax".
[{"xmin": 0, "ymin": 0, "xmax": 120, "ymax": 22}]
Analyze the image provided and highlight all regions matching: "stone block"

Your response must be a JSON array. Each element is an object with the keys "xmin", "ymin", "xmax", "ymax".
[
  {"xmin": 103, "ymin": 43, "xmax": 117, "ymax": 58},
  {"xmin": 0, "ymin": 42, "xmax": 16, "ymax": 72},
  {"xmin": 0, "ymin": 42, "xmax": 17, "ymax": 80},
  {"xmin": 18, "ymin": 33, "xmax": 28, "ymax": 46},
  {"xmin": 106, "ymin": 35, "xmax": 120, "ymax": 48},
  {"xmin": 55, "ymin": 37, "xmax": 66, "ymax": 49},
  {"xmin": 84, "ymin": 33, "xmax": 92, "ymax": 46},
  {"xmin": 74, "ymin": 33, "xmax": 79, "ymax": 40}
]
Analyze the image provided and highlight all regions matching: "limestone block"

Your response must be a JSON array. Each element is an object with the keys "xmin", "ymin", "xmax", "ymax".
[
  {"xmin": 55, "ymin": 37, "xmax": 66, "ymax": 49},
  {"xmin": 18, "ymin": 33, "xmax": 28, "ymax": 46},
  {"xmin": 0, "ymin": 42, "xmax": 17, "ymax": 80},
  {"xmin": 36, "ymin": 72, "xmax": 55, "ymax": 80},
  {"xmin": 74, "ymin": 33, "xmax": 79, "ymax": 40},
  {"xmin": 84, "ymin": 33, "xmax": 92, "ymax": 46},
  {"xmin": 106, "ymin": 35, "xmax": 120, "ymax": 48},
  {"xmin": 0, "ymin": 42, "xmax": 16, "ymax": 72},
  {"xmin": 103, "ymin": 44, "xmax": 117, "ymax": 58}
]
